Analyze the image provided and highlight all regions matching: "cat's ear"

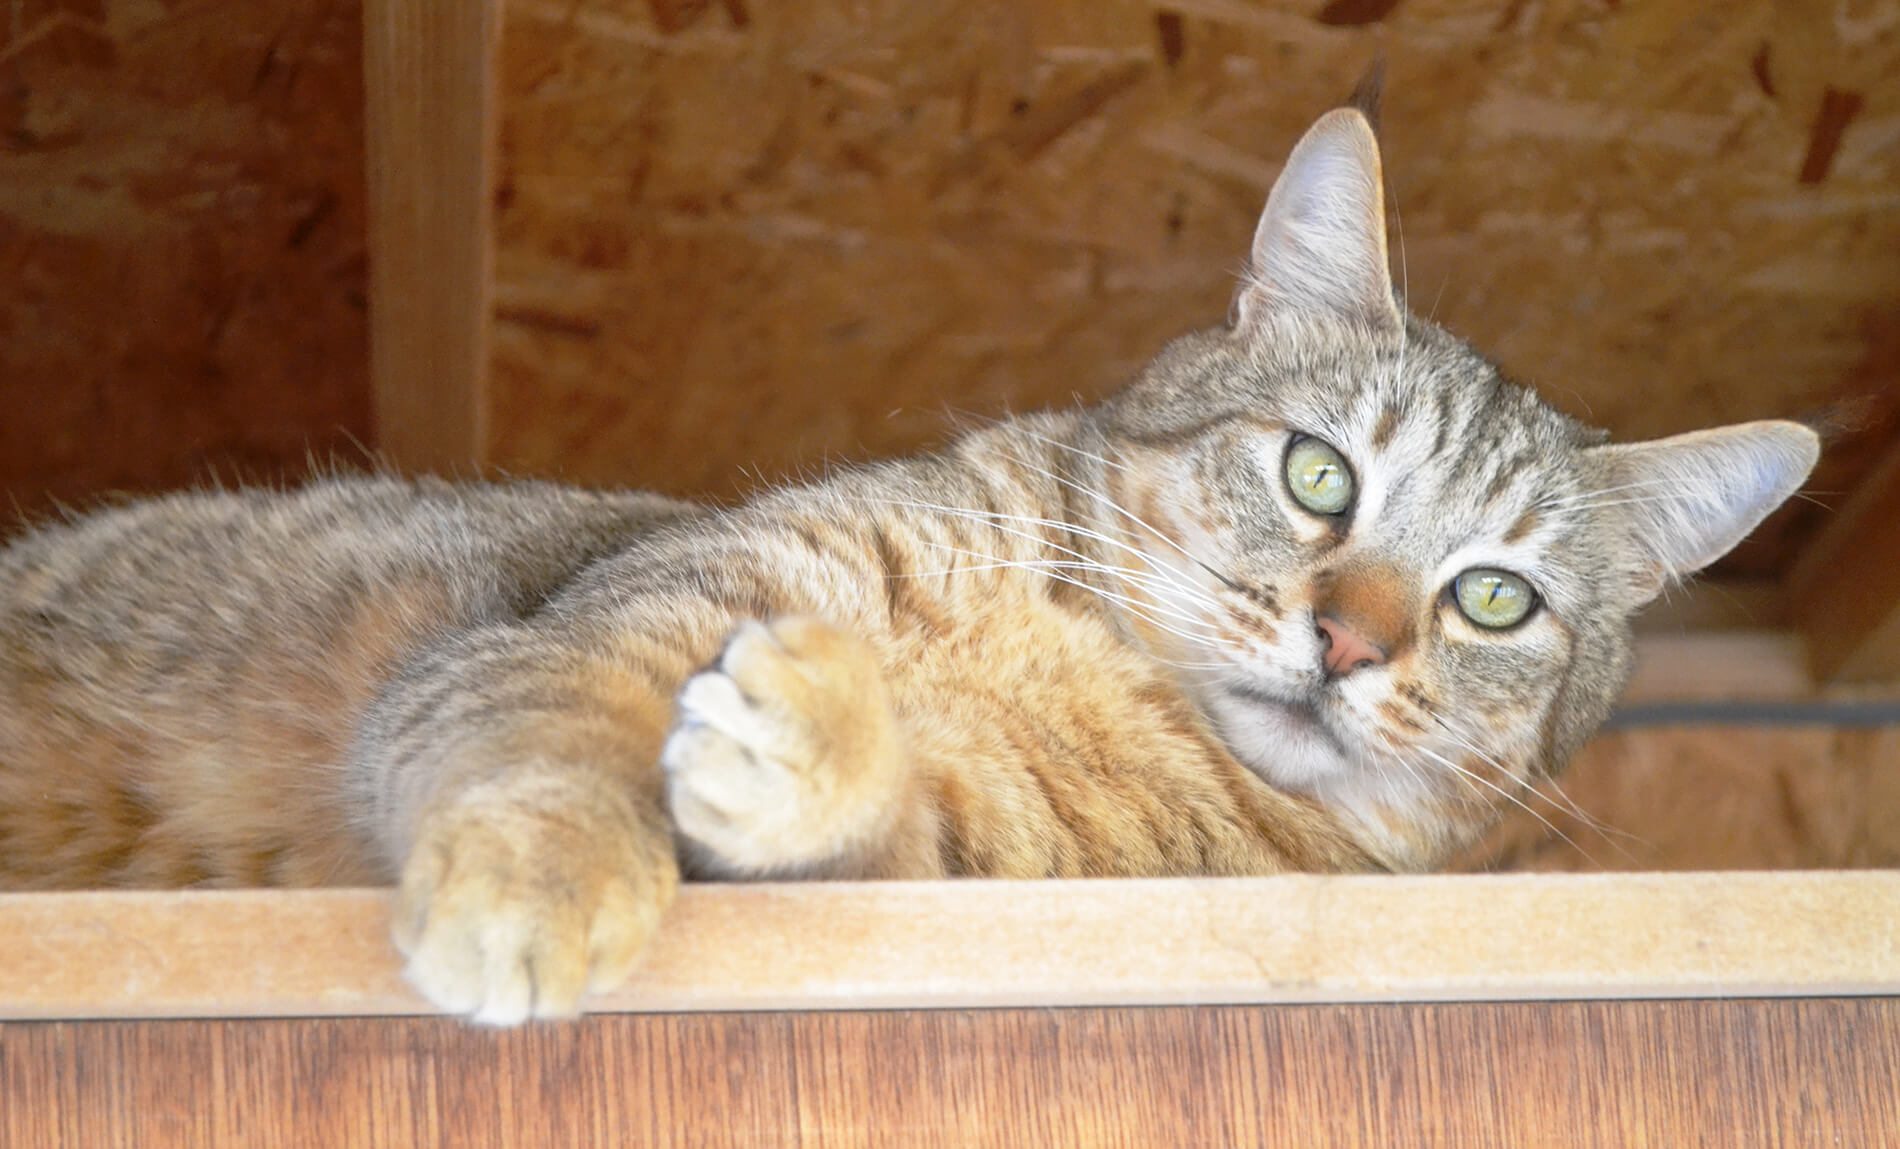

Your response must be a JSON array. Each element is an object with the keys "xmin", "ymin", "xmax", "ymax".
[
  {"xmin": 1232, "ymin": 108, "xmax": 1402, "ymax": 334},
  {"xmin": 1591, "ymin": 420, "xmax": 1820, "ymax": 604}
]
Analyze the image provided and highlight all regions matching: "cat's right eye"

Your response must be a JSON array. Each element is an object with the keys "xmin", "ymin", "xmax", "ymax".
[
  {"xmin": 1453, "ymin": 569, "xmax": 1537, "ymax": 629},
  {"xmin": 1284, "ymin": 435, "xmax": 1354, "ymax": 516}
]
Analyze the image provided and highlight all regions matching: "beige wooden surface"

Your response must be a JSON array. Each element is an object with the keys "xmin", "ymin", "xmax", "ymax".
[{"xmin": 4, "ymin": 872, "xmax": 1896, "ymax": 1021}]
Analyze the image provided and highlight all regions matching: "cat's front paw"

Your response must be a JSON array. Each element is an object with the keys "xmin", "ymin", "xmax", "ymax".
[
  {"xmin": 661, "ymin": 616, "xmax": 907, "ymax": 875},
  {"xmin": 393, "ymin": 774, "xmax": 676, "ymax": 1025}
]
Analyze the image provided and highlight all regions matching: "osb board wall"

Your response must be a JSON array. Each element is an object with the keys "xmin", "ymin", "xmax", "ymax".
[
  {"xmin": 0, "ymin": 0, "xmax": 370, "ymax": 524},
  {"xmin": 488, "ymin": 0, "xmax": 1900, "ymax": 578}
]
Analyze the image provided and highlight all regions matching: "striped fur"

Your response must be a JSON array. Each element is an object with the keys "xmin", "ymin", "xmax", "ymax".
[{"xmin": 0, "ymin": 104, "xmax": 1817, "ymax": 1023}]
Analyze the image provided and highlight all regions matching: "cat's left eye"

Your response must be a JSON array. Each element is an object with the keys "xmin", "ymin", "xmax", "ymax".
[
  {"xmin": 1454, "ymin": 569, "xmax": 1537, "ymax": 629},
  {"xmin": 1284, "ymin": 435, "xmax": 1354, "ymax": 516}
]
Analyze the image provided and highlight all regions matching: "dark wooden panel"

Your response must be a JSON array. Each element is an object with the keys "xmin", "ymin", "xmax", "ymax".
[
  {"xmin": 4, "ymin": 1001, "xmax": 1896, "ymax": 1146},
  {"xmin": 1789, "ymin": 435, "xmax": 1900, "ymax": 682}
]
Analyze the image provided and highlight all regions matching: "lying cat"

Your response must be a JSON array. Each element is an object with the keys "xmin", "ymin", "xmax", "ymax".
[{"xmin": 0, "ymin": 100, "xmax": 1817, "ymax": 1023}]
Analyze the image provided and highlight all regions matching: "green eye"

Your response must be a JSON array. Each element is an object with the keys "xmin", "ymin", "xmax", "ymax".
[
  {"xmin": 1454, "ymin": 569, "xmax": 1537, "ymax": 629},
  {"xmin": 1284, "ymin": 436, "xmax": 1354, "ymax": 516}
]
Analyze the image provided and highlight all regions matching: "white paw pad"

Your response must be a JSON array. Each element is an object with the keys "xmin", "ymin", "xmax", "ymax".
[{"xmin": 660, "ymin": 625, "xmax": 813, "ymax": 858}]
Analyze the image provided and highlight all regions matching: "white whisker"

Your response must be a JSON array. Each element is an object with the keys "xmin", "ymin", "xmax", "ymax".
[
  {"xmin": 1535, "ymin": 776, "xmax": 1641, "ymax": 849},
  {"xmin": 1391, "ymin": 200, "xmax": 1409, "ymax": 395},
  {"xmin": 1370, "ymin": 731, "xmax": 1436, "ymax": 803},
  {"xmin": 1432, "ymin": 717, "xmax": 1641, "ymax": 858},
  {"xmin": 1147, "ymin": 656, "xmax": 1237, "ymax": 673},
  {"xmin": 955, "ymin": 511, "xmax": 1223, "ymax": 611},
  {"xmin": 1539, "ymin": 480, "xmax": 1696, "ymax": 512},
  {"xmin": 990, "ymin": 448, "xmax": 1211, "ymax": 573},
  {"xmin": 915, "ymin": 540, "xmax": 1234, "ymax": 642},
  {"xmin": 867, "ymin": 497, "xmax": 1223, "ymax": 610},
  {"xmin": 1548, "ymin": 495, "xmax": 1701, "ymax": 514},
  {"xmin": 1411, "ymin": 742, "xmax": 1595, "ymax": 864},
  {"xmin": 900, "ymin": 557, "xmax": 1205, "ymax": 603},
  {"xmin": 1543, "ymin": 478, "xmax": 1681, "ymax": 500},
  {"xmin": 1015, "ymin": 426, "xmax": 1127, "ymax": 473}
]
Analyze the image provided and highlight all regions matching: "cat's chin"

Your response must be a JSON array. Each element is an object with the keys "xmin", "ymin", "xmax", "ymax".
[{"xmin": 1202, "ymin": 683, "xmax": 1357, "ymax": 792}]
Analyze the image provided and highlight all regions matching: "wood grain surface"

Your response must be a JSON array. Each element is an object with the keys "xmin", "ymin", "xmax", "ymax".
[
  {"xmin": 4, "ymin": 1000, "xmax": 1896, "ymax": 1146},
  {"xmin": 363, "ymin": 0, "xmax": 499, "ymax": 474}
]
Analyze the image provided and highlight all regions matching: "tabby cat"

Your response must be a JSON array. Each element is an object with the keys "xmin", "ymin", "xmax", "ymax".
[{"xmin": 0, "ymin": 102, "xmax": 1817, "ymax": 1024}]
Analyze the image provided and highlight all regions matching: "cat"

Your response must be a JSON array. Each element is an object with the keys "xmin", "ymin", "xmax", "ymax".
[{"xmin": 0, "ymin": 100, "xmax": 1818, "ymax": 1025}]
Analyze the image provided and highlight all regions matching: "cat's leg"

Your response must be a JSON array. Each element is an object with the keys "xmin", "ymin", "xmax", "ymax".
[
  {"xmin": 661, "ymin": 616, "xmax": 939, "ymax": 878},
  {"xmin": 353, "ymin": 625, "xmax": 684, "ymax": 1025}
]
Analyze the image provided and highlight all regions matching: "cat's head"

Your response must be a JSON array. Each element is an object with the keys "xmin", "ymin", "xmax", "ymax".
[{"xmin": 1089, "ymin": 104, "xmax": 1818, "ymax": 868}]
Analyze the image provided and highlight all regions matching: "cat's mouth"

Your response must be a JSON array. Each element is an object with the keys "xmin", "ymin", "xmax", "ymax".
[{"xmin": 1223, "ymin": 683, "xmax": 1346, "ymax": 756}]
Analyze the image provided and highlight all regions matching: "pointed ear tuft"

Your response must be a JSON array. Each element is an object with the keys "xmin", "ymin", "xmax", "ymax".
[
  {"xmin": 1592, "ymin": 420, "xmax": 1820, "ymax": 604},
  {"xmin": 1347, "ymin": 59, "xmax": 1386, "ymax": 137},
  {"xmin": 1232, "ymin": 108, "xmax": 1402, "ymax": 334}
]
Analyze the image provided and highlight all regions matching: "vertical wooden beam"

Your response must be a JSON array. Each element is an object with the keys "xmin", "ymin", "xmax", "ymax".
[
  {"xmin": 1788, "ymin": 433, "xmax": 1900, "ymax": 683},
  {"xmin": 362, "ymin": 0, "xmax": 500, "ymax": 474}
]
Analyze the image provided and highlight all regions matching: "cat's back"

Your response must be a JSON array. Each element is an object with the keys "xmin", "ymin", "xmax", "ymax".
[
  {"xmin": 0, "ymin": 475, "xmax": 696, "ymax": 890},
  {"xmin": 1, "ymin": 476, "xmax": 695, "ymax": 695},
  {"xmin": 4, "ymin": 475, "xmax": 689, "ymax": 609}
]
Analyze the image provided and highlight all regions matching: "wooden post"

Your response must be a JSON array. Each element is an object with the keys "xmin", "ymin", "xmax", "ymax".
[{"xmin": 361, "ymin": 0, "xmax": 501, "ymax": 475}]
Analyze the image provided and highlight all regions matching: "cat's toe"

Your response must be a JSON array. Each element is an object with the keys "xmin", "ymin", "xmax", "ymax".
[
  {"xmin": 661, "ymin": 717, "xmax": 793, "ymax": 824},
  {"xmin": 661, "ymin": 673, "xmax": 804, "ymax": 871},
  {"xmin": 394, "ymin": 782, "xmax": 673, "ymax": 1024},
  {"xmin": 401, "ymin": 889, "xmax": 548, "ymax": 1025},
  {"xmin": 661, "ymin": 616, "xmax": 905, "ymax": 876},
  {"xmin": 399, "ymin": 865, "xmax": 649, "ymax": 1025},
  {"xmin": 673, "ymin": 656, "xmax": 805, "ymax": 766}
]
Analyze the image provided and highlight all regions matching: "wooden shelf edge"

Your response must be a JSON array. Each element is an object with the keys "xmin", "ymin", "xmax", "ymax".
[{"xmin": 3, "ymin": 872, "xmax": 1896, "ymax": 1021}]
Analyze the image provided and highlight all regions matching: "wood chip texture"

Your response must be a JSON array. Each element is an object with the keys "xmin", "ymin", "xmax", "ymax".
[{"xmin": 488, "ymin": 0, "xmax": 1900, "ymax": 581}]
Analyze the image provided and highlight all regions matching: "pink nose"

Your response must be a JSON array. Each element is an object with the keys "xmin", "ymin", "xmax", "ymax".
[{"xmin": 1316, "ymin": 616, "xmax": 1386, "ymax": 677}]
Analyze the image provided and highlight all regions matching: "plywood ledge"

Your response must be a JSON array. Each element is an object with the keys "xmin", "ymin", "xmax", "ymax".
[{"xmin": 4, "ymin": 873, "xmax": 1896, "ymax": 1021}]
